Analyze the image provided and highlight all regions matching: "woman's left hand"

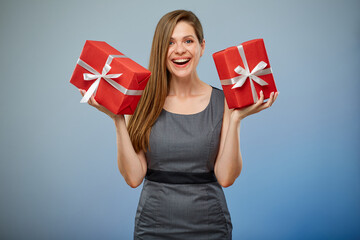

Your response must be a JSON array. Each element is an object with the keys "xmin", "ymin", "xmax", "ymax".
[{"xmin": 231, "ymin": 90, "xmax": 279, "ymax": 122}]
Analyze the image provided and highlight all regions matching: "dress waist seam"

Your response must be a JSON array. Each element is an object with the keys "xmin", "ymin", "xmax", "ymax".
[{"xmin": 145, "ymin": 168, "xmax": 218, "ymax": 184}]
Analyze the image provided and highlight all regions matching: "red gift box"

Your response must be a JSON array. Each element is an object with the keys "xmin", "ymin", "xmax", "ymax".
[
  {"xmin": 212, "ymin": 39, "xmax": 277, "ymax": 109},
  {"xmin": 70, "ymin": 40, "xmax": 151, "ymax": 115}
]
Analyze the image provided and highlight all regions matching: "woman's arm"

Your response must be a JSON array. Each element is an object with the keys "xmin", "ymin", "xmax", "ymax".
[
  {"xmin": 214, "ymin": 91, "xmax": 279, "ymax": 188},
  {"xmin": 114, "ymin": 115, "xmax": 147, "ymax": 188},
  {"xmin": 80, "ymin": 90, "xmax": 147, "ymax": 188}
]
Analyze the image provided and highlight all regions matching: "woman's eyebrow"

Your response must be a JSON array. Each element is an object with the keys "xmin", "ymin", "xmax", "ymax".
[{"xmin": 170, "ymin": 35, "xmax": 196, "ymax": 40}]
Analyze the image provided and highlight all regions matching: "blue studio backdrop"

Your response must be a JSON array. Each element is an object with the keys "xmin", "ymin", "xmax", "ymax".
[{"xmin": 0, "ymin": 0, "xmax": 359, "ymax": 239}]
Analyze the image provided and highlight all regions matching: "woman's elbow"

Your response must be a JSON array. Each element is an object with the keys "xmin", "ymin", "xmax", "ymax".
[
  {"xmin": 126, "ymin": 177, "xmax": 143, "ymax": 188},
  {"xmin": 128, "ymin": 180, "xmax": 142, "ymax": 188},
  {"xmin": 119, "ymin": 169, "xmax": 145, "ymax": 188},
  {"xmin": 218, "ymin": 179, "xmax": 235, "ymax": 188},
  {"xmin": 218, "ymin": 170, "xmax": 242, "ymax": 188}
]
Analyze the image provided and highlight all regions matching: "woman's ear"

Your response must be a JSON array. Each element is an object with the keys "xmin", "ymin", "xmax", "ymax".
[{"xmin": 200, "ymin": 39, "xmax": 205, "ymax": 57}]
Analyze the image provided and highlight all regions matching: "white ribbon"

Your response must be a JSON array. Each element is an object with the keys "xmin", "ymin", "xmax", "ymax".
[
  {"xmin": 220, "ymin": 45, "xmax": 272, "ymax": 103},
  {"xmin": 77, "ymin": 54, "xmax": 143, "ymax": 103}
]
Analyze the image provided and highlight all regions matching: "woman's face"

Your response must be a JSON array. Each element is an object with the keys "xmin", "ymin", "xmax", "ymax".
[{"xmin": 166, "ymin": 21, "xmax": 205, "ymax": 80}]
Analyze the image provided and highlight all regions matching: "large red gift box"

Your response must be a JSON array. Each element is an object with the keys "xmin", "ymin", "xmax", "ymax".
[
  {"xmin": 212, "ymin": 39, "xmax": 277, "ymax": 109},
  {"xmin": 70, "ymin": 40, "xmax": 151, "ymax": 115}
]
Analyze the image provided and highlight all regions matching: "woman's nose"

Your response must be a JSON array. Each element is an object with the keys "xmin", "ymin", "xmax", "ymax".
[{"xmin": 174, "ymin": 43, "xmax": 186, "ymax": 54}]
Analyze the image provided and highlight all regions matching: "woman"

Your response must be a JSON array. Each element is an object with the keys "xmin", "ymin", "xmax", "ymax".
[{"xmin": 81, "ymin": 9, "xmax": 278, "ymax": 240}]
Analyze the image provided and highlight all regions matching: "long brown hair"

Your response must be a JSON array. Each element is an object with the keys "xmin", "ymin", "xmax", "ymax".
[{"xmin": 127, "ymin": 10, "xmax": 204, "ymax": 153}]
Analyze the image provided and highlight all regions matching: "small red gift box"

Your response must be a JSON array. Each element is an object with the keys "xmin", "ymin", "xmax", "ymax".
[
  {"xmin": 212, "ymin": 39, "xmax": 277, "ymax": 109},
  {"xmin": 70, "ymin": 40, "xmax": 151, "ymax": 115}
]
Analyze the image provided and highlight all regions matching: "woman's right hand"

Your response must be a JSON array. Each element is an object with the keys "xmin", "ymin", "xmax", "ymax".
[{"xmin": 79, "ymin": 89, "xmax": 123, "ymax": 121}]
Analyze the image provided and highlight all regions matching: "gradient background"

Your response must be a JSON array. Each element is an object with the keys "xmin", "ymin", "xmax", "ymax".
[{"xmin": 0, "ymin": 0, "xmax": 359, "ymax": 239}]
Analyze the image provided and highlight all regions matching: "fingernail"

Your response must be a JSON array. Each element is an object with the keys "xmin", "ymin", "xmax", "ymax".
[{"xmin": 260, "ymin": 90, "xmax": 263, "ymax": 94}]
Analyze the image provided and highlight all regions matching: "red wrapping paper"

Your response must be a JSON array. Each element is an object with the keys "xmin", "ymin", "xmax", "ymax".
[
  {"xmin": 70, "ymin": 40, "xmax": 151, "ymax": 115},
  {"xmin": 212, "ymin": 39, "xmax": 277, "ymax": 109}
]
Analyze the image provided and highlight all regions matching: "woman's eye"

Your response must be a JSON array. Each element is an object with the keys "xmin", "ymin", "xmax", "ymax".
[
  {"xmin": 169, "ymin": 41, "xmax": 174, "ymax": 45},
  {"xmin": 185, "ymin": 40, "xmax": 193, "ymax": 44}
]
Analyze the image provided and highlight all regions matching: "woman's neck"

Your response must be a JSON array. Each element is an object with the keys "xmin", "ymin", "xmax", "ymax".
[{"xmin": 168, "ymin": 72, "xmax": 207, "ymax": 97}]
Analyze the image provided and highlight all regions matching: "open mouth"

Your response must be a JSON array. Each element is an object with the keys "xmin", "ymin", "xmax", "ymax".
[{"xmin": 172, "ymin": 58, "xmax": 191, "ymax": 66}]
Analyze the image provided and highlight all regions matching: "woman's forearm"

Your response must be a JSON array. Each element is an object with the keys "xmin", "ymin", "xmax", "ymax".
[
  {"xmin": 114, "ymin": 116, "xmax": 146, "ymax": 188},
  {"xmin": 215, "ymin": 91, "xmax": 278, "ymax": 187},
  {"xmin": 215, "ymin": 114, "xmax": 243, "ymax": 187}
]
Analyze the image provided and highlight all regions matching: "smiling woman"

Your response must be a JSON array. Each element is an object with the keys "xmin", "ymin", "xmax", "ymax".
[
  {"xmin": 80, "ymin": 9, "xmax": 278, "ymax": 240},
  {"xmin": 128, "ymin": 10, "xmax": 235, "ymax": 239}
]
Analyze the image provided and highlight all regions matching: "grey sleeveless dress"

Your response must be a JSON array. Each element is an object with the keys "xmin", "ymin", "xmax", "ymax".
[{"xmin": 134, "ymin": 86, "xmax": 233, "ymax": 240}]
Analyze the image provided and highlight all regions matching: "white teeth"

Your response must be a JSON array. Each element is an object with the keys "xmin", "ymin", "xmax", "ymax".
[{"xmin": 173, "ymin": 59, "xmax": 190, "ymax": 63}]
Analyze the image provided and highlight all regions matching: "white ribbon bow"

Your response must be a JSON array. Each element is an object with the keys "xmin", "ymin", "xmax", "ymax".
[
  {"xmin": 220, "ymin": 45, "xmax": 272, "ymax": 103},
  {"xmin": 77, "ymin": 55, "xmax": 143, "ymax": 103}
]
